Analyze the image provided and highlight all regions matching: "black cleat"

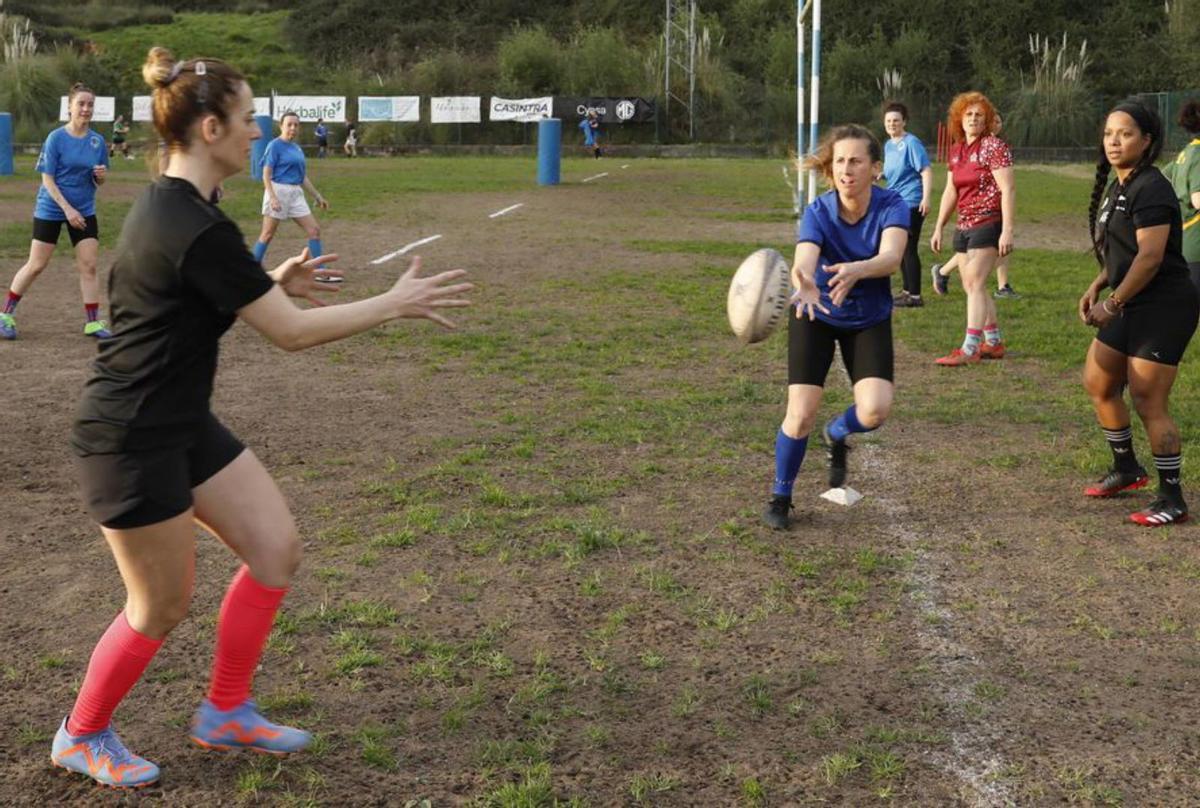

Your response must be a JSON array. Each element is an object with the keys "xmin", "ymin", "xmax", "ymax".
[
  {"xmin": 823, "ymin": 422, "xmax": 849, "ymax": 489},
  {"xmin": 930, "ymin": 263, "xmax": 949, "ymax": 296},
  {"xmin": 1130, "ymin": 496, "xmax": 1189, "ymax": 527},
  {"xmin": 1084, "ymin": 466, "xmax": 1149, "ymax": 498},
  {"xmin": 763, "ymin": 495, "xmax": 794, "ymax": 530}
]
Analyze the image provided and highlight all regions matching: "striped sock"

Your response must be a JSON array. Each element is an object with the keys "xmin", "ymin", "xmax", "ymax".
[
  {"xmin": 984, "ymin": 322, "xmax": 1001, "ymax": 345},
  {"xmin": 772, "ymin": 429, "xmax": 808, "ymax": 497},
  {"xmin": 961, "ymin": 328, "xmax": 983, "ymax": 355},
  {"xmin": 1102, "ymin": 426, "xmax": 1138, "ymax": 472},
  {"xmin": 84, "ymin": 303, "xmax": 99, "ymax": 323},
  {"xmin": 4, "ymin": 290, "xmax": 20, "ymax": 314},
  {"xmin": 1153, "ymin": 453, "xmax": 1183, "ymax": 501}
]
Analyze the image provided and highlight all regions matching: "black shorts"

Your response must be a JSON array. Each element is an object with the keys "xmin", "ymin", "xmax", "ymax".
[
  {"xmin": 953, "ymin": 220, "xmax": 1002, "ymax": 253},
  {"xmin": 788, "ymin": 313, "xmax": 894, "ymax": 386},
  {"xmin": 33, "ymin": 216, "xmax": 98, "ymax": 247},
  {"xmin": 75, "ymin": 414, "xmax": 245, "ymax": 529},
  {"xmin": 1095, "ymin": 296, "xmax": 1200, "ymax": 367}
]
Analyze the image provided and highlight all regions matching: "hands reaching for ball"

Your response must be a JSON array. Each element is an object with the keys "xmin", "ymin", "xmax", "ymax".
[
  {"xmin": 824, "ymin": 262, "xmax": 862, "ymax": 308},
  {"xmin": 273, "ymin": 247, "xmax": 344, "ymax": 307},
  {"xmin": 389, "ymin": 256, "xmax": 474, "ymax": 329},
  {"xmin": 789, "ymin": 272, "xmax": 829, "ymax": 320}
]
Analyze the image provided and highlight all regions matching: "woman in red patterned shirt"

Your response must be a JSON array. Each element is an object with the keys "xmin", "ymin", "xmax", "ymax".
[{"xmin": 930, "ymin": 92, "xmax": 1015, "ymax": 366}]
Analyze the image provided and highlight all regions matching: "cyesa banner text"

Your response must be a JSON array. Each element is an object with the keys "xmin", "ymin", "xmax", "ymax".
[{"xmin": 552, "ymin": 97, "xmax": 656, "ymax": 124}]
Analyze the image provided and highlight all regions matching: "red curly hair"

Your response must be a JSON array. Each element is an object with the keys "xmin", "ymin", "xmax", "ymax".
[{"xmin": 946, "ymin": 91, "xmax": 998, "ymax": 143}]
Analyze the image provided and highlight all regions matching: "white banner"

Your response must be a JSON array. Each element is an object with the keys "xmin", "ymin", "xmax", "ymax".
[
  {"xmin": 255, "ymin": 97, "xmax": 272, "ymax": 117},
  {"xmin": 488, "ymin": 96, "xmax": 552, "ymax": 122},
  {"xmin": 431, "ymin": 96, "xmax": 480, "ymax": 124},
  {"xmin": 60, "ymin": 96, "xmax": 115, "ymax": 123},
  {"xmin": 272, "ymin": 96, "xmax": 345, "ymax": 123},
  {"xmin": 132, "ymin": 95, "xmax": 152, "ymax": 122},
  {"xmin": 358, "ymin": 96, "xmax": 420, "ymax": 123}
]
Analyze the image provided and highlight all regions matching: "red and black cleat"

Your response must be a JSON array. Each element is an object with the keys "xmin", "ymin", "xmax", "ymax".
[
  {"xmin": 1129, "ymin": 497, "xmax": 1189, "ymax": 527},
  {"xmin": 1084, "ymin": 467, "xmax": 1149, "ymax": 498}
]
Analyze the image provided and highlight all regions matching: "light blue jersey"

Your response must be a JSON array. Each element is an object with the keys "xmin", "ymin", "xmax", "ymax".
[
  {"xmin": 34, "ymin": 126, "xmax": 108, "ymax": 220},
  {"xmin": 263, "ymin": 138, "xmax": 306, "ymax": 185},
  {"xmin": 882, "ymin": 133, "xmax": 930, "ymax": 209}
]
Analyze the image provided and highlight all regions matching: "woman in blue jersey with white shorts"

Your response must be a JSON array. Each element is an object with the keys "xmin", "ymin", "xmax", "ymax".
[
  {"xmin": 250, "ymin": 111, "xmax": 330, "ymax": 269},
  {"xmin": 764, "ymin": 124, "xmax": 909, "ymax": 529},
  {"xmin": 0, "ymin": 82, "xmax": 110, "ymax": 340}
]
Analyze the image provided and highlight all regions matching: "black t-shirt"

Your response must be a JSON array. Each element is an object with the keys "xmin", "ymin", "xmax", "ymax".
[
  {"xmin": 1099, "ymin": 166, "xmax": 1192, "ymax": 306},
  {"xmin": 72, "ymin": 177, "xmax": 275, "ymax": 454}
]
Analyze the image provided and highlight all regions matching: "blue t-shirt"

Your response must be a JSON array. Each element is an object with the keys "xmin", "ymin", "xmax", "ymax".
[
  {"xmin": 579, "ymin": 118, "xmax": 599, "ymax": 143},
  {"xmin": 264, "ymin": 138, "xmax": 307, "ymax": 185},
  {"xmin": 34, "ymin": 126, "xmax": 108, "ymax": 220},
  {"xmin": 796, "ymin": 186, "xmax": 911, "ymax": 329},
  {"xmin": 315, "ymin": 124, "xmax": 327, "ymax": 140},
  {"xmin": 882, "ymin": 133, "xmax": 930, "ymax": 209}
]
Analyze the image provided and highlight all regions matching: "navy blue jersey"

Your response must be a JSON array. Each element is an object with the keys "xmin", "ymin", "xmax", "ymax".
[{"xmin": 797, "ymin": 186, "xmax": 910, "ymax": 329}]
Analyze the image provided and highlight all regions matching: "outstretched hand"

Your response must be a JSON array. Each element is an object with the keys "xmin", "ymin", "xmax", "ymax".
[
  {"xmin": 789, "ymin": 271, "xmax": 829, "ymax": 321},
  {"xmin": 390, "ymin": 256, "xmax": 474, "ymax": 329},
  {"xmin": 273, "ymin": 247, "xmax": 344, "ymax": 306}
]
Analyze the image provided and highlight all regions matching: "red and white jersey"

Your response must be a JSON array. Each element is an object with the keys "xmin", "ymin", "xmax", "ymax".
[{"xmin": 949, "ymin": 134, "xmax": 1012, "ymax": 230}]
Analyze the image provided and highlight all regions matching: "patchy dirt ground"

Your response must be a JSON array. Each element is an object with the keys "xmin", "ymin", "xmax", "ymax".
[{"xmin": 2, "ymin": 159, "xmax": 1199, "ymax": 806}]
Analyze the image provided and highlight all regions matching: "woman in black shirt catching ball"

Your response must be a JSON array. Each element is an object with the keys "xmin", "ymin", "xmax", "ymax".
[
  {"xmin": 1080, "ymin": 99, "xmax": 1199, "ymax": 526},
  {"xmin": 50, "ymin": 47, "xmax": 472, "ymax": 789}
]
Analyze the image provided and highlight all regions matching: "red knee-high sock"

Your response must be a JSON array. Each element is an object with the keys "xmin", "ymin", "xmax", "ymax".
[
  {"xmin": 207, "ymin": 566, "xmax": 287, "ymax": 710},
  {"xmin": 68, "ymin": 612, "xmax": 163, "ymax": 736}
]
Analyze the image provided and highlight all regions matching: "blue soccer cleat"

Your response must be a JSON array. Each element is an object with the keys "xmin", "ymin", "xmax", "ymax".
[
  {"xmin": 190, "ymin": 699, "xmax": 311, "ymax": 756},
  {"xmin": 50, "ymin": 718, "xmax": 160, "ymax": 789},
  {"xmin": 83, "ymin": 319, "xmax": 112, "ymax": 339},
  {"xmin": 0, "ymin": 312, "xmax": 16, "ymax": 340}
]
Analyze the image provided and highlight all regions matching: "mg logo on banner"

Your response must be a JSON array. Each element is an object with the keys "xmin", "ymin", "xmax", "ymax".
[{"xmin": 616, "ymin": 100, "xmax": 636, "ymax": 121}]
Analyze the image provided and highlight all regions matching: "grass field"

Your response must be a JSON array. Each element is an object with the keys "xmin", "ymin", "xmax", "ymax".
[{"xmin": 2, "ymin": 154, "xmax": 1199, "ymax": 805}]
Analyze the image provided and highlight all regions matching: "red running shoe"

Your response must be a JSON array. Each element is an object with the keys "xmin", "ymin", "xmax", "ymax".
[
  {"xmin": 935, "ymin": 348, "xmax": 981, "ymax": 366},
  {"xmin": 1129, "ymin": 497, "xmax": 1189, "ymax": 527},
  {"xmin": 979, "ymin": 340, "xmax": 1006, "ymax": 359},
  {"xmin": 1084, "ymin": 467, "xmax": 1149, "ymax": 498}
]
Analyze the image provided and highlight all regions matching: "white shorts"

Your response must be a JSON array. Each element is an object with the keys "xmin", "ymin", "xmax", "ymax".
[{"xmin": 262, "ymin": 182, "xmax": 311, "ymax": 219}]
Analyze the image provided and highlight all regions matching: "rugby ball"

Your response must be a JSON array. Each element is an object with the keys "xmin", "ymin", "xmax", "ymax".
[{"xmin": 727, "ymin": 248, "xmax": 791, "ymax": 344}]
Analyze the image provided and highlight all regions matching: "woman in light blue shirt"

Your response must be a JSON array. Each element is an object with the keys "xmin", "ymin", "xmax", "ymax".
[{"xmin": 882, "ymin": 102, "xmax": 932, "ymax": 307}]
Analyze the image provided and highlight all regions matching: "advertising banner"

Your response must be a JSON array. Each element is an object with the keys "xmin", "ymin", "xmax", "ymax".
[
  {"xmin": 132, "ymin": 95, "xmax": 152, "ymax": 122},
  {"xmin": 553, "ymin": 97, "xmax": 656, "ymax": 124},
  {"xmin": 272, "ymin": 96, "xmax": 346, "ymax": 123},
  {"xmin": 488, "ymin": 96, "xmax": 553, "ymax": 122},
  {"xmin": 358, "ymin": 96, "xmax": 420, "ymax": 122},
  {"xmin": 60, "ymin": 96, "xmax": 115, "ymax": 122},
  {"xmin": 431, "ymin": 96, "xmax": 481, "ymax": 124},
  {"xmin": 254, "ymin": 97, "xmax": 272, "ymax": 117}
]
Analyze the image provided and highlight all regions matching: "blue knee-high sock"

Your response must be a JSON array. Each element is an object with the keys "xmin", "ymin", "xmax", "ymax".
[
  {"xmin": 826, "ymin": 404, "xmax": 876, "ymax": 442},
  {"xmin": 252, "ymin": 240, "xmax": 268, "ymax": 263},
  {"xmin": 307, "ymin": 238, "xmax": 324, "ymax": 267},
  {"xmin": 772, "ymin": 429, "xmax": 808, "ymax": 497}
]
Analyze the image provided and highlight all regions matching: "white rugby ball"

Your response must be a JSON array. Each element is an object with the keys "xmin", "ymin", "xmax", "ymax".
[{"xmin": 727, "ymin": 248, "xmax": 791, "ymax": 344}]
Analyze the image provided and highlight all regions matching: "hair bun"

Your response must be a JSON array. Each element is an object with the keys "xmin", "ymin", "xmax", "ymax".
[{"xmin": 142, "ymin": 46, "xmax": 176, "ymax": 90}]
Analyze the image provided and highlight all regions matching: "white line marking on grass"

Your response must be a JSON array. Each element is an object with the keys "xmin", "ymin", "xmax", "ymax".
[
  {"xmin": 370, "ymin": 234, "xmax": 443, "ymax": 265},
  {"xmin": 488, "ymin": 203, "xmax": 524, "ymax": 219},
  {"xmin": 581, "ymin": 172, "xmax": 609, "ymax": 183},
  {"xmin": 621, "ymin": 164, "xmax": 630, "ymax": 169}
]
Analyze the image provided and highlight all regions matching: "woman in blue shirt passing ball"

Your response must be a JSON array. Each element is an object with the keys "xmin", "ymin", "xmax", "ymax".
[
  {"xmin": 250, "ymin": 111, "xmax": 331, "ymax": 271},
  {"xmin": 0, "ymin": 82, "xmax": 110, "ymax": 340},
  {"xmin": 764, "ymin": 124, "xmax": 909, "ymax": 529}
]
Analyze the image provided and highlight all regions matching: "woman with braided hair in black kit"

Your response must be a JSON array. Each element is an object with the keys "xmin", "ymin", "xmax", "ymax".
[{"xmin": 1080, "ymin": 99, "xmax": 1199, "ymax": 526}]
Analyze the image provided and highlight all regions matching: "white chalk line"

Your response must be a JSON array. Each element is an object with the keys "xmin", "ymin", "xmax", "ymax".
[
  {"xmin": 370, "ymin": 234, "xmax": 443, "ymax": 265},
  {"xmin": 488, "ymin": 203, "xmax": 524, "ymax": 219},
  {"xmin": 581, "ymin": 172, "xmax": 609, "ymax": 183},
  {"xmin": 831, "ymin": 360, "xmax": 1013, "ymax": 806},
  {"xmin": 621, "ymin": 164, "xmax": 630, "ymax": 169}
]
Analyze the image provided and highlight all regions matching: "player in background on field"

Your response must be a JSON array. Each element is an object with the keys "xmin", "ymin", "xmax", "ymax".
[
  {"xmin": 314, "ymin": 117, "xmax": 328, "ymax": 158},
  {"xmin": 0, "ymin": 82, "xmax": 110, "ymax": 341},
  {"xmin": 1163, "ymin": 99, "xmax": 1200, "ymax": 296},
  {"xmin": 50, "ymin": 45, "xmax": 473, "ymax": 789},
  {"xmin": 881, "ymin": 101, "xmax": 933, "ymax": 308},
  {"xmin": 111, "ymin": 114, "xmax": 132, "ymax": 160},
  {"xmin": 343, "ymin": 121, "xmax": 358, "ymax": 158},
  {"xmin": 1080, "ymin": 99, "xmax": 1199, "ymax": 526},
  {"xmin": 764, "ymin": 124, "xmax": 908, "ymax": 530},
  {"xmin": 930, "ymin": 92, "xmax": 1015, "ymax": 365},
  {"xmin": 580, "ymin": 110, "xmax": 601, "ymax": 158},
  {"xmin": 251, "ymin": 111, "xmax": 331, "ymax": 271}
]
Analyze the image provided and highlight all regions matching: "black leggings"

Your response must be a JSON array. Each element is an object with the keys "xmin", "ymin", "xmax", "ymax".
[{"xmin": 900, "ymin": 207, "xmax": 925, "ymax": 295}]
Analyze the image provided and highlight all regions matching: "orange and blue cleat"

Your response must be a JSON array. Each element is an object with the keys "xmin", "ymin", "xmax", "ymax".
[
  {"xmin": 50, "ymin": 718, "xmax": 160, "ymax": 789},
  {"xmin": 190, "ymin": 699, "xmax": 311, "ymax": 756}
]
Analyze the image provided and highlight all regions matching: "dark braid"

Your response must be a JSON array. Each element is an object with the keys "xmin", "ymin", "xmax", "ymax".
[
  {"xmin": 1088, "ymin": 99, "xmax": 1166, "ymax": 268},
  {"xmin": 1087, "ymin": 146, "xmax": 1111, "ymax": 268}
]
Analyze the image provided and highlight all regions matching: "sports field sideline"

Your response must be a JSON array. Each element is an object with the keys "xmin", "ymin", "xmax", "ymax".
[{"xmin": 3, "ymin": 153, "xmax": 1199, "ymax": 804}]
